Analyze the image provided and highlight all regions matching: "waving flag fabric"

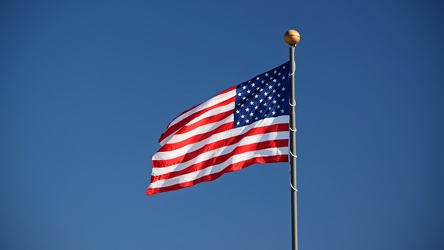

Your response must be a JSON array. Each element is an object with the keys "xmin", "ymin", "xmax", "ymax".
[{"xmin": 147, "ymin": 62, "xmax": 290, "ymax": 195}]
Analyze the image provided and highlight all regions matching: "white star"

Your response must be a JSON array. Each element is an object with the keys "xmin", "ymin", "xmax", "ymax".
[
  {"xmin": 282, "ymin": 87, "xmax": 286, "ymax": 91},
  {"xmin": 250, "ymin": 112, "xmax": 254, "ymax": 116},
  {"xmin": 245, "ymin": 107, "xmax": 249, "ymax": 112},
  {"xmin": 241, "ymin": 114, "xmax": 245, "ymax": 118},
  {"xmin": 251, "ymin": 83, "xmax": 255, "ymax": 87},
  {"xmin": 246, "ymin": 119, "xmax": 250, "ymax": 123},
  {"xmin": 272, "ymin": 111, "xmax": 276, "ymax": 115},
  {"xmin": 242, "ymin": 85, "xmax": 247, "ymax": 89}
]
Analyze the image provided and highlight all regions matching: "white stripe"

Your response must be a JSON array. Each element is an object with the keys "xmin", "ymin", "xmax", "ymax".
[
  {"xmin": 152, "ymin": 130, "xmax": 288, "ymax": 176},
  {"xmin": 159, "ymin": 101, "xmax": 235, "ymax": 146},
  {"xmin": 149, "ymin": 147, "xmax": 288, "ymax": 189},
  {"xmin": 166, "ymin": 89, "xmax": 236, "ymax": 130},
  {"xmin": 159, "ymin": 115, "xmax": 288, "ymax": 150},
  {"xmin": 154, "ymin": 116, "xmax": 289, "ymax": 161}
]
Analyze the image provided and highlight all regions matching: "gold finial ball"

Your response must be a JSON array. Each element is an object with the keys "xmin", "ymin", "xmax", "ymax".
[{"xmin": 284, "ymin": 29, "xmax": 301, "ymax": 46}]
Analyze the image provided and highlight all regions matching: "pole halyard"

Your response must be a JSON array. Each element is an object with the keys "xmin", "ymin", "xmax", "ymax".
[
  {"xmin": 289, "ymin": 45, "xmax": 298, "ymax": 250},
  {"xmin": 284, "ymin": 29, "xmax": 300, "ymax": 250}
]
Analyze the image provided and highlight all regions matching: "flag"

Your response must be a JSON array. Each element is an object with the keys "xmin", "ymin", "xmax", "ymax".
[{"xmin": 147, "ymin": 62, "xmax": 291, "ymax": 195}]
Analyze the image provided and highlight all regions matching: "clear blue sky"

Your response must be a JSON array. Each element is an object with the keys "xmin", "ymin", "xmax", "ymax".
[{"xmin": 1, "ymin": 1, "xmax": 443, "ymax": 249}]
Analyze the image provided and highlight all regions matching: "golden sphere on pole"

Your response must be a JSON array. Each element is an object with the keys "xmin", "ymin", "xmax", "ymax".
[{"xmin": 284, "ymin": 30, "xmax": 301, "ymax": 46}]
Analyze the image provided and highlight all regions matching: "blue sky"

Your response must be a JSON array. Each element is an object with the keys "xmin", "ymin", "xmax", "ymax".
[{"xmin": 1, "ymin": 0, "xmax": 443, "ymax": 249}]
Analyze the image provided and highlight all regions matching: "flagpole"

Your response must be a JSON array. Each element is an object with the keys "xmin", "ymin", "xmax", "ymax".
[{"xmin": 284, "ymin": 29, "xmax": 301, "ymax": 250}]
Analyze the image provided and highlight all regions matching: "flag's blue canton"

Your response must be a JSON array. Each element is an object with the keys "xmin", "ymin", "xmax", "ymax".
[{"xmin": 234, "ymin": 62, "xmax": 290, "ymax": 128}]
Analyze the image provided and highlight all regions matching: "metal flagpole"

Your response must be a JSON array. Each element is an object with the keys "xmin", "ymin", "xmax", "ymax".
[{"xmin": 284, "ymin": 29, "xmax": 300, "ymax": 250}]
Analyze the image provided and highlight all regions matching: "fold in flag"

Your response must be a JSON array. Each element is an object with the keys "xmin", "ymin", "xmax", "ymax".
[{"xmin": 147, "ymin": 62, "xmax": 290, "ymax": 195}]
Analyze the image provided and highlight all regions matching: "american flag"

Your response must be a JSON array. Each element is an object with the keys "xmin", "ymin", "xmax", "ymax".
[{"xmin": 147, "ymin": 62, "xmax": 290, "ymax": 195}]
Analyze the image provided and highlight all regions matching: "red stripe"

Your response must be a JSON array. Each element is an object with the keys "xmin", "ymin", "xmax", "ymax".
[
  {"xmin": 159, "ymin": 122, "xmax": 234, "ymax": 152},
  {"xmin": 166, "ymin": 104, "xmax": 199, "ymax": 129},
  {"xmin": 154, "ymin": 123, "xmax": 289, "ymax": 168},
  {"xmin": 165, "ymin": 86, "xmax": 237, "ymax": 130},
  {"xmin": 151, "ymin": 139, "xmax": 288, "ymax": 182},
  {"xmin": 158, "ymin": 94, "xmax": 236, "ymax": 143},
  {"xmin": 146, "ymin": 155, "xmax": 288, "ymax": 195},
  {"xmin": 168, "ymin": 109, "xmax": 233, "ymax": 137}
]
